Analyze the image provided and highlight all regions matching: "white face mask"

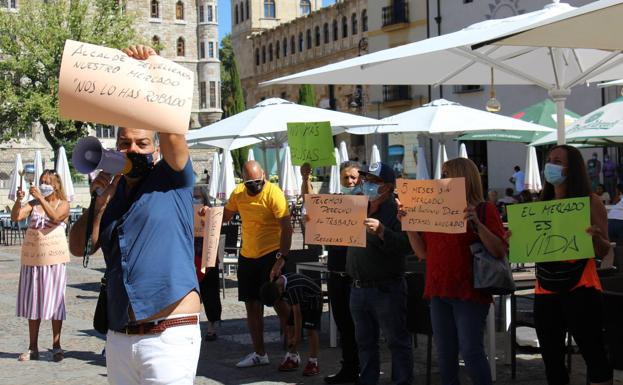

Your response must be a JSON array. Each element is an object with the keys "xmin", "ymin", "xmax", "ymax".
[{"xmin": 39, "ymin": 183, "xmax": 55, "ymax": 197}]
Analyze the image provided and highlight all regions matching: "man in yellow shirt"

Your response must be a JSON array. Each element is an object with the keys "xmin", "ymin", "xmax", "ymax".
[{"xmin": 223, "ymin": 160, "xmax": 293, "ymax": 368}]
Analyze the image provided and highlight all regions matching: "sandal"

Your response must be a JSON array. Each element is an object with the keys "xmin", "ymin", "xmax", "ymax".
[
  {"xmin": 51, "ymin": 347, "xmax": 64, "ymax": 362},
  {"xmin": 18, "ymin": 349, "xmax": 39, "ymax": 361}
]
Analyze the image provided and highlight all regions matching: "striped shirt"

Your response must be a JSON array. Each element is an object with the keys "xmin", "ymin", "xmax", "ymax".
[{"xmin": 282, "ymin": 273, "xmax": 322, "ymax": 310}]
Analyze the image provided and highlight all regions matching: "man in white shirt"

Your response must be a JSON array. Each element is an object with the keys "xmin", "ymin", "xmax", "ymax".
[{"xmin": 509, "ymin": 166, "xmax": 525, "ymax": 194}]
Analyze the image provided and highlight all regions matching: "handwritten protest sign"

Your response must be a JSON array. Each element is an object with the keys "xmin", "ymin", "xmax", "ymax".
[
  {"xmin": 20, "ymin": 227, "xmax": 71, "ymax": 266},
  {"xmin": 507, "ymin": 197, "xmax": 593, "ymax": 263},
  {"xmin": 193, "ymin": 204, "xmax": 206, "ymax": 237},
  {"xmin": 58, "ymin": 40, "xmax": 193, "ymax": 134},
  {"xmin": 304, "ymin": 194, "xmax": 368, "ymax": 247},
  {"xmin": 287, "ymin": 122, "xmax": 336, "ymax": 167},
  {"xmin": 201, "ymin": 207, "xmax": 224, "ymax": 269},
  {"xmin": 397, "ymin": 178, "xmax": 467, "ymax": 233}
]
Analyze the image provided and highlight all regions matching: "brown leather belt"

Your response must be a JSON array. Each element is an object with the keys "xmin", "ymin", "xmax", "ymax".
[{"xmin": 115, "ymin": 315, "xmax": 199, "ymax": 335}]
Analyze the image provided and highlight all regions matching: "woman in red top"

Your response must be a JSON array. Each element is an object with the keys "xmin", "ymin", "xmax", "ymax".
[
  {"xmin": 533, "ymin": 145, "xmax": 612, "ymax": 385},
  {"xmin": 405, "ymin": 158, "xmax": 507, "ymax": 385}
]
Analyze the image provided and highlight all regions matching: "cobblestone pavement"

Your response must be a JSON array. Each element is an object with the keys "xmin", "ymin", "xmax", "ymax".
[{"xmin": 1, "ymin": 242, "xmax": 621, "ymax": 385}]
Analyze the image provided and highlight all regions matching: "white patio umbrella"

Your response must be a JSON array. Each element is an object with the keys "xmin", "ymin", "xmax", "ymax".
[
  {"xmin": 370, "ymin": 144, "xmax": 381, "ymax": 165},
  {"xmin": 433, "ymin": 143, "xmax": 449, "ymax": 180},
  {"xmin": 33, "ymin": 150, "xmax": 43, "ymax": 187},
  {"xmin": 56, "ymin": 146, "xmax": 74, "ymax": 202},
  {"xmin": 8, "ymin": 153, "xmax": 26, "ymax": 202},
  {"xmin": 524, "ymin": 146, "xmax": 542, "ymax": 192},
  {"xmin": 531, "ymin": 97, "xmax": 623, "ymax": 145},
  {"xmin": 263, "ymin": 0, "xmax": 623, "ymax": 144},
  {"xmin": 329, "ymin": 148, "xmax": 341, "ymax": 194},
  {"xmin": 208, "ymin": 152, "xmax": 221, "ymax": 201},
  {"xmin": 415, "ymin": 146, "xmax": 430, "ymax": 180},
  {"xmin": 459, "ymin": 143, "xmax": 468, "ymax": 159},
  {"xmin": 217, "ymin": 150, "xmax": 236, "ymax": 201},
  {"xmin": 279, "ymin": 145, "xmax": 300, "ymax": 201},
  {"xmin": 339, "ymin": 141, "xmax": 349, "ymax": 162},
  {"xmin": 351, "ymin": 99, "xmax": 554, "ymax": 136},
  {"xmin": 186, "ymin": 98, "xmax": 392, "ymax": 147},
  {"xmin": 247, "ymin": 148, "xmax": 255, "ymax": 161}
]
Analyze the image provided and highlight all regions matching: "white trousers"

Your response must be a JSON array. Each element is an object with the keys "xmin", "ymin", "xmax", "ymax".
[{"xmin": 106, "ymin": 323, "xmax": 201, "ymax": 385}]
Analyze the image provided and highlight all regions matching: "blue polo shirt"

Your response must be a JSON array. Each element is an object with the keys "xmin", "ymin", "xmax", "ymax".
[{"xmin": 99, "ymin": 158, "xmax": 199, "ymax": 330}]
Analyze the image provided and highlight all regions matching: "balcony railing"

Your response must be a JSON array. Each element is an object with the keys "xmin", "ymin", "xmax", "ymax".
[
  {"xmin": 383, "ymin": 85, "xmax": 412, "ymax": 102},
  {"xmin": 382, "ymin": 1, "xmax": 409, "ymax": 27}
]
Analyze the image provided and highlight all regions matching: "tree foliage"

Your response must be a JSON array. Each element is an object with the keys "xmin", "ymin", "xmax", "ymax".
[
  {"xmin": 298, "ymin": 84, "xmax": 316, "ymax": 107},
  {"xmin": 219, "ymin": 34, "xmax": 248, "ymax": 177},
  {"xmin": 0, "ymin": 0, "xmax": 137, "ymax": 154}
]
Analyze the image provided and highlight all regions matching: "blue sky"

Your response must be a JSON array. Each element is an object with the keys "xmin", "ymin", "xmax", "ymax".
[{"xmin": 218, "ymin": 0, "xmax": 336, "ymax": 43}]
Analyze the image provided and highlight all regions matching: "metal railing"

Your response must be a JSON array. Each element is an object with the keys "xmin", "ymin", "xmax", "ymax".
[{"xmin": 382, "ymin": 1, "xmax": 409, "ymax": 27}]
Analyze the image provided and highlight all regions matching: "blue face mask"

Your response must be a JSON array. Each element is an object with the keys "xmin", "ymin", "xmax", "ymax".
[
  {"xmin": 341, "ymin": 185, "xmax": 362, "ymax": 195},
  {"xmin": 544, "ymin": 163, "xmax": 567, "ymax": 186},
  {"xmin": 362, "ymin": 182, "xmax": 382, "ymax": 201}
]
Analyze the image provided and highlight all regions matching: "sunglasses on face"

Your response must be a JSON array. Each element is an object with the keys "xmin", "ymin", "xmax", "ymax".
[{"xmin": 243, "ymin": 178, "xmax": 263, "ymax": 185}]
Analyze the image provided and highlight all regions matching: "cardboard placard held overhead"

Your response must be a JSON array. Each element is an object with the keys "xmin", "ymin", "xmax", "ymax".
[
  {"xmin": 287, "ymin": 121, "xmax": 337, "ymax": 167},
  {"xmin": 20, "ymin": 227, "xmax": 71, "ymax": 266},
  {"xmin": 304, "ymin": 194, "xmax": 368, "ymax": 247},
  {"xmin": 507, "ymin": 197, "xmax": 593, "ymax": 263},
  {"xmin": 58, "ymin": 40, "xmax": 193, "ymax": 134},
  {"xmin": 200, "ymin": 207, "xmax": 224, "ymax": 269},
  {"xmin": 397, "ymin": 178, "xmax": 467, "ymax": 233}
]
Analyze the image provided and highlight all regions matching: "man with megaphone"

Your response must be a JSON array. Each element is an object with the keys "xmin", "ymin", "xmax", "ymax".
[{"xmin": 69, "ymin": 45, "xmax": 201, "ymax": 385}]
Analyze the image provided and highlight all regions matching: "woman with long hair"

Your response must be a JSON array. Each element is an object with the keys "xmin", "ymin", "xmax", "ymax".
[
  {"xmin": 535, "ymin": 145, "xmax": 612, "ymax": 385},
  {"xmin": 404, "ymin": 158, "xmax": 507, "ymax": 385},
  {"xmin": 12, "ymin": 169, "xmax": 70, "ymax": 362}
]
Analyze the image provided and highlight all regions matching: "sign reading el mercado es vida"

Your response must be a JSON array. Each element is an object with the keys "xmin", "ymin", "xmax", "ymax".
[
  {"xmin": 287, "ymin": 122, "xmax": 337, "ymax": 168},
  {"xmin": 58, "ymin": 40, "xmax": 194, "ymax": 134},
  {"xmin": 506, "ymin": 197, "xmax": 593, "ymax": 263},
  {"xmin": 397, "ymin": 178, "xmax": 467, "ymax": 234},
  {"xmin": 304, "ymin": 194, "xmax": 368, "ymax": 247}
]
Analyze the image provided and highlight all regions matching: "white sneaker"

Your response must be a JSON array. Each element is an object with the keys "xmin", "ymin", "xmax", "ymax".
[{"xmin": 236, "ymin": 352, "xmax": 270, "ymax": 368}]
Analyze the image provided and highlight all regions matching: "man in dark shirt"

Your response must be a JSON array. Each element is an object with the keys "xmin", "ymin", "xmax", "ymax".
[
  {"xmin": 69, "ymin": 46, "xmax": 201, "ymax": 385},
  {"xmin": 347, "ymin": 162, "xmax": 414, "ymax": 385},
  {"xmin": 260, "ymin": 273, "xmax": 322, "ymax": 377}
]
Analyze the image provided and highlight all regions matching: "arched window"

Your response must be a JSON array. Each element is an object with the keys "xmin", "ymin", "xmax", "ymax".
[
  {"xmin": 175, "ymin": 1, "xmax": 184, "ymax": 20},
  {"xmin": 245, "ymin": 0, "xmax": 249, "ymax": 20},
  {"xmin": 342, "ymin": 16, "xmax": 348, "ymax": 38},
  {"xmin": 176, "ymin": 37, "xmax": 185, "ymax": 56},
  {"xmin": 239, "ymin": 2, "xmax": 244, "ymax": 21},
  {"xmin": 291, "ymin": 36, "xmax": 296, "ymax": 54},
  {"xmin": 234, "ymin": 3, "xmax": 238, "ymax": 24},
  {"xmin": 351, "ymin": 13, "xmax": 358, "ymax": 35},
  {"xmin": 362, "ymin": 9, "xmax": 368, "ymax": 32},
  {"xmin": 300, "ymin": 0, "xmax": 311, "ymax": 15},
  {"xmin": 283, "ymin": 38, "xmax": 287, "ymax": 57},
  {"xmin": 264, "ymin": 0, "xmax": 275, "ymax": 18},
  {"xmin": 262, "ymin": 46, "xmax": 266, "ymax": 64},
  {"xmin": 298, "ymin": 32, "xmax": 304, "ymax": 52},
  {"xmin": 255, "ymin": 48, "xmax": 260, "ymax": 66},
  {"xmin": 323, "ymin": 23, "xmax": 329, "ymax": 44},
  {"xmin": 268, "ymin": 43, "xmax": 273, "ymax": 61},
  {"xmin": 152, "ymin": 36, "xmax": 160, "ymax": 54},
  {"xmin": 332, "ymin": 19, "xmax": 338, "ymax": 41},
  {"xmin": 306, "ymin": 29, "xmax": 312, "ymax": 50},
  {"xmin": 314, "ymin": 26, "xmax": 320, "ymax": 47},
  {"xmin": 275, "ymin": 41, "xmax": 280, "ymax": 59},
  {"xmin": 150, "ymin": 0, "xmax": 159, "ymax": 18}
]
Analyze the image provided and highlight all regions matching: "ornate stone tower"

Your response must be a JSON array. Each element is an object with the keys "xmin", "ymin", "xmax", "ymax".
[{"xmin": 231, "ymin": 0, "xmax": 323, "ymax": 83}]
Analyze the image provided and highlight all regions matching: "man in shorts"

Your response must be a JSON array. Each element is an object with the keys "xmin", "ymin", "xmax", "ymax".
[{"xmin": 223, "ymin": 160, "xmax": 293, "ymax": 367}]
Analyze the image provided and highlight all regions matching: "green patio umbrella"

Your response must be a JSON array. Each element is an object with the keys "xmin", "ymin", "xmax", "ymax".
[{"xmin": 459, "ymin": 99, "xmax": 577, "ymax": 143}]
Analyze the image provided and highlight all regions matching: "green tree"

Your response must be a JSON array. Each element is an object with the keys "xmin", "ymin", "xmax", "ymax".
[
  {"xmin": 298, "ymin": 84, "xmax": 316, "ymax": 106},
  {"xmin": 219, "ymin": 35, "xmax": 248, "ymax": 177},
  {"xmin": 0, "ymin": 0, "xmax": 137, "ymax": 157}
]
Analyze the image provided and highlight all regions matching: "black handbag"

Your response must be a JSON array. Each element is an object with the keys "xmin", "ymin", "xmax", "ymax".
[
  {"xmin": 93, "ymin": 276, "xmax": 108, "ymax": 334},
  {"xmin": 471, "ymin": 203, "xmax": 516, "ymax": 295},
  {"xmin": 536, "ymin": 259, "xmax": 588, "ymax": 293}
]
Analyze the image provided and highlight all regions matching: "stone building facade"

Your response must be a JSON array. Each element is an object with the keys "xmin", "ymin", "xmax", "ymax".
[{"xmin": 231, "ymin": 0, "xmax": 371, "ymax": 162}]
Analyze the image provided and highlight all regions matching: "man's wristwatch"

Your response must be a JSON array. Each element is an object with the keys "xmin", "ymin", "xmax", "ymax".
[{"xmin": 276, "ymin": 252, "xmax": 288, "ymax": 262}]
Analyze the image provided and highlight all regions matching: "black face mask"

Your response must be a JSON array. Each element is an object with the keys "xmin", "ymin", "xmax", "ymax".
[
  {"xmin": 126, "ymin": 152, "xmax": 155, "ymax": 178},
  {"xmin": 245, "ymin": 180, "xmax": 265, "ymax": 195}
]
